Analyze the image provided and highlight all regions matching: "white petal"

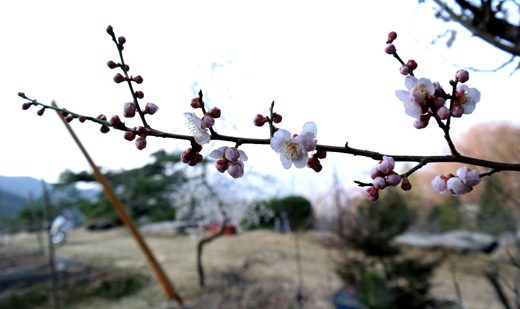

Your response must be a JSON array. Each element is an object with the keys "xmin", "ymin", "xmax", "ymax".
[
  {"xmin": 270, "ymin": 129, "xmax": 291, "ymax": 152},
  {"xmin": 280, "ymin": 155, "xmax": 293, "ymax": 169},
  {"xmin": 404, "ymin": 76, "xmax": 418, "ymax": 90},
  {"xmin": 395, "ymin": 90, "xmax": 410, "ymax": 103},
  {"xmin": 293, "ymin": 151, "xmax": 309, "ymax": 169},
  {"xmin": 418, "ymin": 78, "xmax": 434, "ymax": 95},
  {"xmin": 302, "ymin": 122, "xmax": 317, "ymax": 137},
  {"xmin": 195, "ymin": 130, "xmax": 211, "ymax": 145},
  {"xmin": 208, "ymin": 149, "xmax": 224, "ymax": 159},
  {"xmin": 462, "ymin": 104, "xmax": 476, "ymax": 114},
  {"xmin": 404, "ymin": 102, "xmax": 423, "ymax": 118},
  {"xmin": 447, "ymin": 177, "xmax": 472, "ymax": 196},
  {"xmin": 238, "ymin": 150, "xmax": 248, "ymax": 161}
]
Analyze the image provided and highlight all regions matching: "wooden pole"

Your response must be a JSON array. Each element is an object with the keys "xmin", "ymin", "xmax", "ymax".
[
  {"xmin": 51, "ymin": 101, "xmax": 184, "ymax": 306},
  {"xmin": 41, "ymin": 180, "xmax": 60, "ymax": 309}
]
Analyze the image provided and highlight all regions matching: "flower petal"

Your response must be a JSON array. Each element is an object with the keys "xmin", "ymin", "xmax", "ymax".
[
  {"xmin": 238, "ymin": 150, "xmax": 248, "ymax": 161},
  {"xmin": 404, "ymin": 76, "xmax": 418, "ymax": 91},
  {"xmin": 271, "ymin": 129, "xmax": 291, "ymax": 152},
  {"xmin": 280, "ymin": 155, "xmax": 293, "ymax": 169},
  {"xmin": 404, "ymin": 102, "xmax": 423, "ymax": 118},
  {"xmin": 302, "ymin": 122, "xmax": 317, "ymax": 138},
  {"xmin": 208, "ymin": 149, "xmax": 224, "ymax": 159},
  {"xmin": 395, "ymin": 90, "xmax": 409, "ymax": 103}
]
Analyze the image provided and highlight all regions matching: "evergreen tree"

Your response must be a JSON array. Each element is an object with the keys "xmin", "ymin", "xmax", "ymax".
[{"xmin": 478, "ymin": 176, "xmax": 516, "ymax": 235}]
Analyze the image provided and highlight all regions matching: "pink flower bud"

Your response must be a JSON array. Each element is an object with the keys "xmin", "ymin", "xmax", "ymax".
[
  {"xmin": 384, "ymin": 43, "xmax": 396, "ymax": 54},
  {"xmin": 61, "ymin": 111, "xmax": 69, "ymax": 117},
  {"xmin": 307, "ymin": 157, "xmax": 323, "ymax": 172},
  {"xmin": 399, "ymin": 65, "xmax": 411, "ymax": 75},
  {"xmin": 124, "ymin": 131, "xmax": 136, "ymax": 141},
  {"xmin": 65, "ymin": 115, "xmax": 74, "ymax": 123},
  {"xmin": 387, "ymin": 173, "xmax": 402, "ymax": 187},
  {"xmin": 135, "ymin": 136, "xmax": 147, "ymax": 150},
  {"xmin": 133, "ymin": 75, "xmax": 143, "ymax": 84},
  {"xmin": 253, "ymin": 114, "xmax": 268, "ymax": 127},
  {"xmin": 215, "ymin": 159, "xmax": 228, "ymax": 173},
  {"xmin": 272, "ymin": 113, "xmax": 283, "ymax": 123},
  {"xmin": 451, "ymin": 106, "xmax": 464, "ymax": 118},
  {"xmin": 228, "ymin": 162, "xmax": 245, "ymax": 178},
  {"xmin": 136, "ymin": 126, "xmax": 149, "ymax": 133},
  {"xmin": 144, "ymin": 103, "xmax": 159, "ymax": 115},
  {"xmin": 123, "ymin": 102, "xmax": 136, "ymax": 118},
  {"xmin": 406, "ymin": 60, "xmax": 417, "ymax": 71},
  {"xmin": 373, "ymin": 177, "xmax": 386, "ymax": 190},
  {"xmin": 387, "ymin": 31, "xmax": 397, "ymax": 43},
  {"xmin": 413, "ymin": 114, "xmax": 431, "ymax": 129},
  {"xmin": 431, "ymin": 175, "xmax": 448, "ymax": 194},
  {"xmin": 366, "ymin": 187, "xmax": 379, "ymax": 201},
  {"xmin": 113, "ymin": 73, "xmax": 125, "ymax": 83},
  {"xmin": 124, "ymin": 64, "xmax": 130, "ymax": 72},
  {"xmin": 190, "ymin": 154, "xmax": 203, "ymax": 166},
  {"xmin": 106, "ymin": 25, "xmax": 114, "ymax": 37},
  {"xmin": 194, "ymin": 144, "xmax": 203, "ymax": 153},
  {"xmin": 209, "ymin": 107, "xmax": 221, "ymax": 118},
  {"xmin": 201, "ymin": 115, "xmax": 215, "ymax": 128},
  {"xmin": 191, "ymin": 98, "xmax": 201, "ymax": 109},
  {"xmin": 18, "ymin": 92, "xmax": 26, "ymax": 97},
  {"xmin": 37, "ymin": 107, "xmax": 45, "ymax": 116},
  {"xmin": 401, "ymin": 179, "xmax": 412, "ymax": 191},
  {"xmin": 436, "ymin": 106, "xmax": 450, "ymax": 120},
  {"xmin": 456, "ymin": 69, "xmax": 469, "ymax": 83},
  {"xmin": 96, "ymin": 114, "xmax": 107, "ymax": 121},
  {"xmin": 78, "ymin": 115, "xmax": 87, "ymax": 123},
  {"xmin": 100, "ymin": 125, "xmax": 110, "ymax": 133},
  {"xmin": 377, "ymin": 156, "xmax": 395, "ymax": 174},
  {"xmin": 109, "ymin": 115, "xmax": 124, "ymax": 127},
  {"xmin": 433, "ymin": 82, "xmax": 446, "ymax": 96},
  {"xmin": 370, "ymin": 167, "xmax": 381, "ymax": 180},
  {"xmin": 118, "ymin": 36, "xmax": 126, "ymax": 46},
  {"xmin": 181, "ymin": 150, "xmax": 194, "ymax": 164},
  {"xmin": 107, "ymin": 61, "xmax": 118, "ymax": 69},
  {"xmin": 317, "ymin": 151, "xmax": 327, "ymax": 159},
  {"xmin": 135, "ymin": 91, "xmax": 144, "ymax": 99},
  {"xmin": 225, "ymin": 147, "xmax": 240, "ymax": 163},
  {"xmin": 22, "ymin": 103, "xmax": 32, "ymax": 110},
  {"xmin": 433, "ymin": 96, "xmax": 446, "ymax": 108}
]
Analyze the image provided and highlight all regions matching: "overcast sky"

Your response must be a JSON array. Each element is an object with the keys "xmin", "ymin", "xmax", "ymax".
[{"xmin": 2, "ymin": 1, "xmax": 520, "ymax": 197}]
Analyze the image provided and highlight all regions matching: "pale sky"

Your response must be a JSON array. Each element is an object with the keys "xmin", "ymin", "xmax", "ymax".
[{"xmin": 2, "ymin": 1, "xmax": 520, "ymax": 197}]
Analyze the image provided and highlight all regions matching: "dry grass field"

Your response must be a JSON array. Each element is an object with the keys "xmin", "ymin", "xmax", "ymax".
[{"xmin": 2, "ymin": 228, "xmax": 516, "ymax": 309}]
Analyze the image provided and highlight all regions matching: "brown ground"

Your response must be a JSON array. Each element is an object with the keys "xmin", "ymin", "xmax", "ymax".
[{"xmin": 1, "ymin": 228, "xmax": 516, "ymax": 309}]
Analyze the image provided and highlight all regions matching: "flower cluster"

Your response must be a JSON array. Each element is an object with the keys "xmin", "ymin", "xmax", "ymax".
[
  {"xmin": 181, "ymin": 144, "xmax": 204, "ymax": 166},
  {"xmin": 432, "ymin": 166, "xmax": 481, "ymax": 196},
  {"xmin": 209, "ymin": 146, "xmax": 248, "ymax": 179},
  {"xmin": 270, "ymin": 122, "xmax": 318, "ymax": 169},
  {"xmin": 366, "ymin": 156, "xmax": 408, "ymax": 201}
]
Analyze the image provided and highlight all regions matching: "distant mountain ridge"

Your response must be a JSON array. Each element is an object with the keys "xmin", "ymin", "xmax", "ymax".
[{"xmin": 0, "ymin": 175, "xmax": 42, "ymax": 198}]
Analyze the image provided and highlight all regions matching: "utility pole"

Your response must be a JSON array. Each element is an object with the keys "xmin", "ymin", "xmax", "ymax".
[{"xmin": 42, "ymin": 180, "xmax": 59, "ymax": 309}]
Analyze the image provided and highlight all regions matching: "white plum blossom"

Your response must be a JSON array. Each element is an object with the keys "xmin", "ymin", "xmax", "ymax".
[
  {"xmin": 395, "ymin": 76, "xmax": 435, "ymax": 118},
  {"xmin": 208, "ymin": 146, "xmax": 248, "ymax": 178},
  {"xmin": 270, "ymin": 122, "xmax": 317, "ymax": 169},
  {"xmin": 455, "ymin": 84, "xmax": 481, "ymax": 115},
  {"xmin": 184, "ymin": 112, "xmax": 210, "ymax": 145},
  {"xmin": 432, "ymin": 166, "xmax": 481, "ymax": 196}
]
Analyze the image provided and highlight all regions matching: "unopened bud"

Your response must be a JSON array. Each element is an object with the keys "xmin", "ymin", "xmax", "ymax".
[
  {"xmin": 406, "ymin": 59, "xmax": 417, "ymax": 71},
  {"xmin": 106, "ymin": 25, "xmax": 114, "ymax": 37},
  {"xmin": 124, "ymin": 64, "xmax": 130, "ymax": 72},
  {"xmin": 124, "ymin": 131, "xmax": 136, "ymax": 141},
  {"xmin": 118, "ymin": 36, "xmax": 126, "ymax": 46},
  {"xmin": 201, "ymin": 115, "xmax": 215, "ymax": 128},
  {"xmin": 123, "ymin": 102, "xmax": 136, "ymax": 118},
  {"xmin": 135, "ymin": 136, "xmax": 147, "ymax": 150},
  {"xmin": 96, "ymin": 114, "xmax": 107, "ymax": 121},
  {"xmin": 65, "ymin": 115, "xmax": 74, "ymax": 123},
  {"xmin": 113, "ymin": 73, "xmax": 125, "ymax": 83},
  {"xmin": 433, "ymin": 96, "xmax": 446, "ymax": 108},
  {"xmin": 190, "ymin": 98, "xmax": 201, "ymax": 109},
  {"xmin": 400, "ymin": 65, "xmax": 412, "ymax": 75},
  {"xmin": 22, "ymin": 103, "xmax": 32, "ymax": 110},
  {"xmin": 401, "ymin": 179, "xmax": 412, "ymax": 191},
  {"xmin": 436, "ymin": 106, "xmax": 451, "ymax": 120},
  {"xmin": 253, "ymin": 114, "xmax": 268, "ymax": 127},
  {"xmin": 225, "ymin": 147, "xmax": 240, "ymax": 163},
  {"xmin": 100, "ymin": 125, "xmax": 110, "ymax": 133},
  {"xmin": 109, "ymin": 115, "xmax": 124, "ymax": 127},
  {"xmin": 366, "ymin": 187, "xmax": 379, "ymax": 201},
  {"xmin": 107, "ymin": 61, "xmax": 118, "ymax": 69},
  {"xmin": 37, "ymin": 107, "xmax": 45, "ymax": 116},
  {"xmin": 451, "ymin": 106, "xmax": 464, "ymax": 118},
  {"xmin": 317, "ymin": 151, "xmax": 327, "ymax": 159},
  {"xmin": 61, "ymin": 111, "xmax": 68, "ymax": 117},
  {"xmin": 143, "ymin": 103, "xmax": 159, "ymax": 115},
  {"xmin": 373, "ymin": 177, "xmax": 386, "ymax": 190},
  {"xmin": 384, "ymin": 43, "xmax": 396, "ymax": 54},
  {"xmin": 133, "ymin": 75, "xmax": 143, "ymax": 84},
  {"xmin": 136, "ymin": 126, "xmax": 149, "ymax": 133},
  {"xmin": 456, "ymin": 69, "xmax": 469, "ymax": 83},
  {"xmin": 194, "ymin": 144, "xmax": 203, "ymax": 153},
  {"xmin": 387, "ymin": 173, "xmax": 402, "ymax": 187},
  {"xmin": 387, "ymin": 31, "xmax": 397, "ymax": 43},
  {"xmin": 413, "ymin": 114, "xmax": 431, "ymax": 129},
  {"xmin": 78, "ymin": 116, "xmax": 87, "ymax": 123},
  {"xmin": 135, "ymin": 91, "xmax": 144, "ymax": 99},
  {"xmin": 272, "ymin": 113, "xmax": 282, "ymax": 123},
  {"xmin": 18, "ymin": 92, "xmax": 25, "ymax": 97},
  {"xmin": 190, "ymin": 154, "xmax": 203, "ymax": 166},
  {"xmin": 307, "ymin": 157, "xmax": 322, "ymax": 173},
  {"xmin": 216, "ymin": 159, "xmax": 228, "ymax": 173},
  {"xmin": 209, "ymin": 107, "xmax": 221, "ymax": 118}
]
